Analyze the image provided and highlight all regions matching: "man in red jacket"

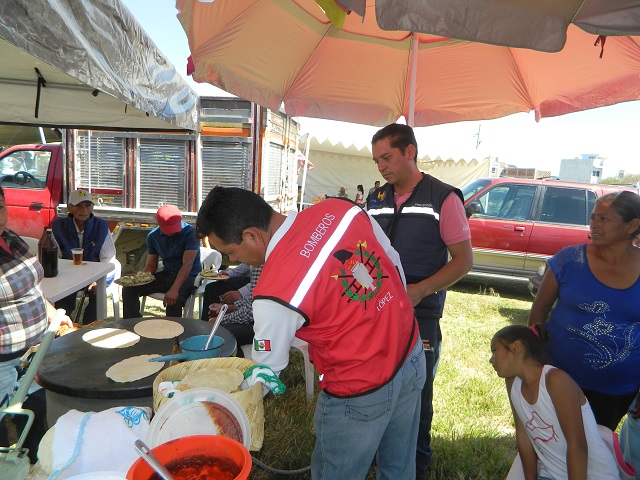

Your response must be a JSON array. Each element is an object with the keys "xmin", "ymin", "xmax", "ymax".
[{"xmin": 196, "ymin": 186, "xmax": 424, "ymax": 480}]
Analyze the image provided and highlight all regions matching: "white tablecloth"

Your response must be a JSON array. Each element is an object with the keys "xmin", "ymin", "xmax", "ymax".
[{"xmin": 40, "ymin": 259, "xmax": 114, "ymax": 319}]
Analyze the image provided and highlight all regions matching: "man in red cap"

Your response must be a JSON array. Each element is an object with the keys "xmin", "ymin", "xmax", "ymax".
[{"xmin": 122, "ymin": 205, "xmax": 201, "ymax": 318}]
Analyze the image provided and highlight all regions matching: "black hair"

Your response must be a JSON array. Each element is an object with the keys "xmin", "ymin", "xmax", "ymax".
[
  {"xmin": 596, "ymin": 191, "xmax": 640, "ymax": 238},
  {"xmin": 196, "ymin": 186, "xmax": 273, "ymax": 244},
  {"xmin": 0, "ymin": 185, "xmax": 4, "ymax": 199},
  {"xmin": 371, "ymin": 123, "xmax": 418, "ymax": 161},
  {"xmin": 357, "ymin": 184, "xmax": 364, "ymax": 193},
  {"xmin": 493, "ymin": 324, "xmax": 549, "ymax": 364}
]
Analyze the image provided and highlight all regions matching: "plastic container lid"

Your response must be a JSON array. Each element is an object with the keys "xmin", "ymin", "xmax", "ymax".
[
  {"xmin": 66, "ymin": 472, "xmax": 126, "ymax": 479},
  {"xmin": 147, "ymin": 387, "xmax": 251, "ymax": 450}
]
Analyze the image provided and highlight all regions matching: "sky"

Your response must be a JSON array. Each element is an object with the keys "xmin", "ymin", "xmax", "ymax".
[{"xmin": 122, "ymin": 0, "xmax": 640, "ymax": 178}]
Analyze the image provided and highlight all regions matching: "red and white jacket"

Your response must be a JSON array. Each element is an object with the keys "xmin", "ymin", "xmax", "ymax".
[{"xmin": 253, "ymin": 199, "xmax": 418, "ymax": 397}]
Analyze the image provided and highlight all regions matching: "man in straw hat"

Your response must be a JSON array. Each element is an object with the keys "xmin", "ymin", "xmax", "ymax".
[{"xmin": 52, "ymin": 189, "xmax": 118, "ymax": 324}]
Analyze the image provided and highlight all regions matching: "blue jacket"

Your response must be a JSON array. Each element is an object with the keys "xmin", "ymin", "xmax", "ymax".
[{"xmin": 52, "ymin": 215, "xmax": 109, "ymax": 262}]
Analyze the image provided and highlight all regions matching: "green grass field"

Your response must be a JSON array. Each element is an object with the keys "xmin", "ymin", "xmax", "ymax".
[
  {"xmin": 136, "ymin": 277, "xmax": 533, "ymax": 479},
  {"xmin": 245, "ymin": 278, "xmax": 531, "ymax": 479}
]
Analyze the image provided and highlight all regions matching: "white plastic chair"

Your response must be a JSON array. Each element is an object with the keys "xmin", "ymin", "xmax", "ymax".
[
  {"xmin": 290, "ymin": 337, "xmax": 316, "ymax": 402},
  {"xmin": 190, "ymin": 247, "xmax": 223, "ymax": 318},
  {"xmin": 106, "ymin": 259, "xmax": 122, "ymax": 321}
]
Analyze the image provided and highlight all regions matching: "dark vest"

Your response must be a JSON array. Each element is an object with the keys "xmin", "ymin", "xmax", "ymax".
[
  {"xmin": 367, "ymin": 174, "xmax": 463, "ymax": 318},
  {"xmin": 52, "ymin": 215, "xmax": 109, "ymax": 262}
]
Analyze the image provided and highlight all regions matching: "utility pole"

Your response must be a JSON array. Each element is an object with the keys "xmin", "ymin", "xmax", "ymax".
[{"xmin": 474, "ymin": 124, "xmax": 482, "ymax": 150}]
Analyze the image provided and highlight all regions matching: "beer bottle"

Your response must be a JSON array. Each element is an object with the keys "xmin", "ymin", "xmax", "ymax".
[{"xmin": 38, "ymin": 227, "xmax": 59, "ymax": 277}]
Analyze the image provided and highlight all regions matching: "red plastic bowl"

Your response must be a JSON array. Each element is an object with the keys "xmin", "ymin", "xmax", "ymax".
[{"xmin": 127, "ymin": 435, "xmax": 251, "ymax": 480}]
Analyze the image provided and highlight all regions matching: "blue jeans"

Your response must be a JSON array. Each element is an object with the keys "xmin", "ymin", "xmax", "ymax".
[
  {"xmin": 311, "ymin": 338, "xmax": 426, "ymax": 480},
  {"xmin": 0, "ymin": 358, "xmax": 20, "ymax": 408},
  {"xmin": 416, "ymin": 317, "xmax": 442, "ymax": 479}
]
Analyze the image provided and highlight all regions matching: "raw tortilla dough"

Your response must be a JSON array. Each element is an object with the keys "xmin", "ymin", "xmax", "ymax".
[
  {"xmin": 134, "ymin": 319, "xmax": 184, "ymax": 339},
  {"xmin": 82, "ymin": 328, "xmax": 140, "ymax": 348},
  {"xmin": 106, "ymin": 354, "xmax": 164, "ymax": 383}
]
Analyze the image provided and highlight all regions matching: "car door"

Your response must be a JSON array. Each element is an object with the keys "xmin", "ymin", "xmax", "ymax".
[
  {"xmin": 525, "ymin": 186, "xmax": 595, "ymax": 273},
  {"xmin": 0, "ymin": 146, "xmax": 60, "ymax": 238},
  {"xmin": 466, "ymin": 182, "xmax": 538, "ymax": 276}
]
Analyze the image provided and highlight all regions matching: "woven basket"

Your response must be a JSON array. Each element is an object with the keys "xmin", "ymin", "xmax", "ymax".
[{"xmin": 153, "ymin": 357, "xmax": 264, "ymax": 451}]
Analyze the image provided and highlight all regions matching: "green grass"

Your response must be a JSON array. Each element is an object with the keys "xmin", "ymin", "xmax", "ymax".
[{"xmin": 127, "ymin": 277, "xmax": 533, "ymax": 479}]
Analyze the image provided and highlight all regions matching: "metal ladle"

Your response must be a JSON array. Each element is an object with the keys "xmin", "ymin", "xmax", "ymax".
[
  {"xmin": 203, "ymin": 303, "xmax": 228, "ymax": 350},
  {"xmin": 134, "ymin": 439, "xmax": 175, "ymax": 480}
]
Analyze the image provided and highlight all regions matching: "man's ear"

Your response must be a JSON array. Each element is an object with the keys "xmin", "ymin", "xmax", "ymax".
[
  {"xmin": 241, "ymin": 227, "xmax": 260, "ymax": 244},
  {"xmin": 405, "ymin": 143, "xmax": 417, "ymax": 162}
]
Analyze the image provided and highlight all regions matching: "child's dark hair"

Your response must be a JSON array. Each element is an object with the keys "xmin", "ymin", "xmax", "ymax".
[{"xmin": 493, "ymin": 324, "xmax": 549, "ymax": 364}]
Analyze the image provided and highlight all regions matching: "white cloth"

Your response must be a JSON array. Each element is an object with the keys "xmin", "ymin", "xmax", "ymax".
[
  {"xmin": 157, "ymin": 381, "xmax": 181, "ymax": 398},
  {"xmin": 510, "ymin": 365, "xmax": 618, "ymax": 479},
  {"xmin": 46, "ymin": 406, "xmax": 151, "ymax": 479},
  {"xmin": 241, "ymin": 364, "xmax": 286, "ymax": 395}
]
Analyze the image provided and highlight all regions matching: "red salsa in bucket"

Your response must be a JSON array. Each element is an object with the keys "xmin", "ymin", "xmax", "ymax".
[{"xmin": 147, "ymin": 454, "xmax": 241, "ymax": 480}]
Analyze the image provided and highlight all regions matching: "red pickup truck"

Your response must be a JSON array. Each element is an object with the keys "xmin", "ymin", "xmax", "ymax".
[{"xmin": 0, "ymin": 144, "xmax": 63, "ymax": 238}]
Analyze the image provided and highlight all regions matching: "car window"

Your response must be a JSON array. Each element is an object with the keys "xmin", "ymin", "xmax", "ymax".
[
  {"xmin": 539, "ymin": 187, "xmax": 594, "ymax": 225},
  {"xmin": 0, "ymin": 150, "xmax": 50, "ymax": 190},
  {"xmin": 473, "ymin": 184, "xmax": 536, "ymax": 220},
  {"xmin": 461, "ymin": 179, "xmax": 491, "ymax": 201}
]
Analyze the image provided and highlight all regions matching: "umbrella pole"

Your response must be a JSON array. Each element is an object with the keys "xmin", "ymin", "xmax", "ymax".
[{"xmin": 408, "ymin": 34, "xmax": 418, "ymax": 128}]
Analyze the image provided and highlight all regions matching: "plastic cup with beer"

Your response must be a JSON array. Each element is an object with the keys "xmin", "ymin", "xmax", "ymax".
[{"xmin": 71, "ymin": 248, "xmax": 84, "ymax": 265}]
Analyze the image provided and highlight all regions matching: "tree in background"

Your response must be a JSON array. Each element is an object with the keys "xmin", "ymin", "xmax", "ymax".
[{"xmin": 602, "ymin": 173, "xmax": 640, "ymax": 186}]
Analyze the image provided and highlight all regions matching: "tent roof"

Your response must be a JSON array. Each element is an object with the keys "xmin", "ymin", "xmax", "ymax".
[
  {"xmin": 309, "ymin": 136, "xmax": 486, "ymax": 163},
  {"xmin": 310, "ymin": 137, "xmax": 373, "ymax": 158},
  {"xmin": 0, "ymin": 0, "xmax": 198, "ymax": 131}
]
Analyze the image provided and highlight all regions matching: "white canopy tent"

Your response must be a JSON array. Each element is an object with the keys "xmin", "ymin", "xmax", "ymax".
[
  {"xmin": 300, "ymin": 137, "xmax": 490, "ymax": 205},
  {"xmin": 0, "ymin": 0, "xmax": 198, "ymax": 131}
]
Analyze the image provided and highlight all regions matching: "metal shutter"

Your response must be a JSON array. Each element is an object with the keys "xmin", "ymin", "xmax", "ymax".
[
  {"xmin": 138, "ymin": 139, "xmax": 188, "ymax": 210},
  {"xmin": 75, "ymin": 132, "xmax": 125, "ymax": 206},
  {"xmin": 267, "ymin": 142, "xmax": 284, "ymax": 196},
  {"xmin": 201, "ymin": 139, "xmax": 252, "ymax": 192}
]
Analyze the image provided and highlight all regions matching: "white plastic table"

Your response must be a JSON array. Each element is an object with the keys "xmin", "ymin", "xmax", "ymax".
[{"xmin": 40, "ymin": 259, "xmax": 114, "ymax": 319}]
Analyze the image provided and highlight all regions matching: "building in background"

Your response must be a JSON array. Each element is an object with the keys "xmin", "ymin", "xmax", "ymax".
[{"xmin": 558, "ymin": 154, "xmax": 604, "ymax": 183}]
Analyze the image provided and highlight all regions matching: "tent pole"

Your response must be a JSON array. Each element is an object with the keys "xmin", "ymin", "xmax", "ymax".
[
  {"xmin": 408, "ymin": 34, "xmax": 418, "ymax": 128},
  {"xmin": 299, "ymin": 133, "xmax": 312, "ymax": 212}
]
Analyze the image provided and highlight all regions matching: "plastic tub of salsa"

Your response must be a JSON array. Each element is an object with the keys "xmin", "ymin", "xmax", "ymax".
[{"xmin": 126, "ymin": 435, "xmax": 251, "ymax": 480}]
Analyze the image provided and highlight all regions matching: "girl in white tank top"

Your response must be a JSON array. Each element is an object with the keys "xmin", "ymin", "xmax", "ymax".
[{"xmin": 490, "ymin": 324, "xmax": 618, "ymax": 479}]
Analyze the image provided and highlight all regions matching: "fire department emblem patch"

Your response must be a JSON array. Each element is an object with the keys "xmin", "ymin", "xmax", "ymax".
[{"xmin": 331, "ymin": 240, "xmax": 389, "ymax": 306}]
